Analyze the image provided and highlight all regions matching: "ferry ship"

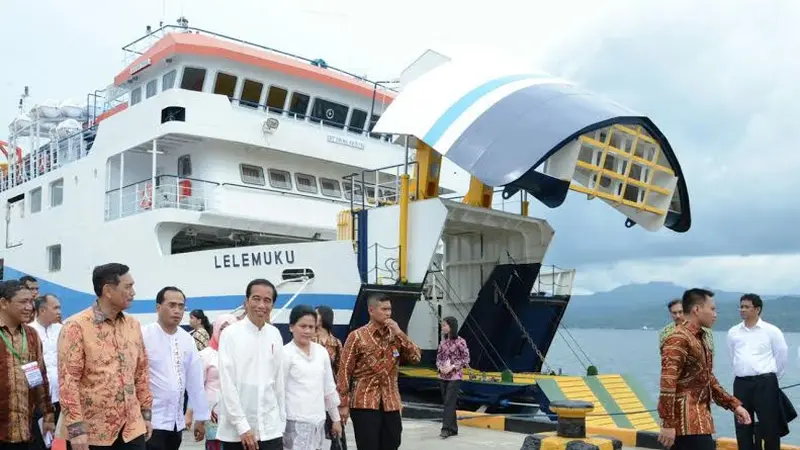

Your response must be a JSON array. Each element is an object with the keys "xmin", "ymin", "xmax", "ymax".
[{"xmin": 1, "ymin": 18, "xmax": 692, "ymax": 429}]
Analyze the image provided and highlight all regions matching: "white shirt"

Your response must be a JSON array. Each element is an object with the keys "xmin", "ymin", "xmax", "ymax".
[
  {"xmin": 283, "ymin": 341, "xmax": 341, "ymax": 424},
  {"xmin": 142, "ymin": 323, "xmax": 210, "ymax": 431},
  {"xmin": 217, "ymin": 317, "xmax": 286, "ymax": 442},
  {"xmin": 727, "ymin": 318, "xmax": 788, "ymax": 378},
  {"xmin": 30, "ymin": 320, "xmax": 62, "ymax": 403}
]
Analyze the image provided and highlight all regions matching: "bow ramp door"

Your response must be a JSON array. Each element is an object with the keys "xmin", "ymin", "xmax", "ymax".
[{"xmin": 346, "ymin": 198, "xmax": 555, "ymax": 350}]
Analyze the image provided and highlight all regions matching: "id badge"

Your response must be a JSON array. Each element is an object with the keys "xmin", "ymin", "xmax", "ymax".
[{"xmin": 21, "ymin": 361, "xmax": 44, "ymax": 388}]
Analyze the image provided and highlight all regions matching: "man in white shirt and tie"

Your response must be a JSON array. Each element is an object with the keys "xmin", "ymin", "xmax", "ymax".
[
  {"xmin": 727, "ymin": 293, "xmax": 788, "ymax": 450},
  {"xmin": 30, "ymin": 294, "xmax": 62, "ymax": 448},
  {"xmin": 142, "ymin": 286, "xmax": 210, "ymax": 450},
  {"xmin": 217, "ymin": 279, "xmax": 285, "ymax": 450}
]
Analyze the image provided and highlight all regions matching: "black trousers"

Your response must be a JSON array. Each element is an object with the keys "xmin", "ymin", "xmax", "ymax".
[
  {"xmin": 325, "ymin": 412, "xmax": 347, "ymax": 450},
  {"xmin": 145, "ymin": 426, "xmax": 182, "ymax": 450},
  {"xmin": 221, "ymin": 438, "xmax": 281, "ymax": 450},
  {"xmin": 673, "ymin": 434, "xmax": 714, "ymax": 450},
  {"xmin": 350, "ymin": 408, "xmax": 402, "ymax": 450},
  {"xmin": 66, "ymin": 432, "xmax": 145, "ymax": 450},
  {"xmin": 90, "ymin": 433, "xmax": 145, "ymax": 450},
  {"xmin": 28, "ymin": 401, "xmax": 59, "ymax": 450},
  {"xmin": 440, "ymin": 380, "xmax": 460, "ymax": 434},
  {"xmin": 2, "ymin": 443, "xmax": 32, "ymax": 450},
  {"xmin": 734, "ymin": 373, "xmax": 781, "ymax": 450}
]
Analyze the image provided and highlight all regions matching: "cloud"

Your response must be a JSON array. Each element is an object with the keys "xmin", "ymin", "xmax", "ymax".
[{"xmin": 530, "ymin": 0, "xmax": 800, "ymax": 286}]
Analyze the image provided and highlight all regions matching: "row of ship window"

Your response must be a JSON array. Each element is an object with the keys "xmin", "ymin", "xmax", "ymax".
[
  {"xmin": 238, "ymin": 163, "xmax": 396, "ymax": 202},
  {"xmin": 130, "ymin": 66, "xmax": 389, "ymax": 139}
]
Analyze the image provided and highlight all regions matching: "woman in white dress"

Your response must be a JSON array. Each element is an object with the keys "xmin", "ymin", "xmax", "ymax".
[{"xmin": 283, "ymin": 305, "xmax": 343, "ymax": 450}]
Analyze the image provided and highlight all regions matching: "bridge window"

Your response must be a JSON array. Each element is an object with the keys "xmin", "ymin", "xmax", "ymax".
[
  {"xmin": 240, "ymin": 164, "xmax": 265, "ymax": 186},
  {"xmin": 30, "ymin": 187, "xmax": 42, "ymax": 213},
  {"xmin": 181, "ymin": 67, "xmax": 206, "ymax": 92},
  {"xmin": 50, "ymin": 178, "xmax": 63, "ymax": 207},
  {"xmin": 214, "ymin": 72, "xmax": 237, "ymax": 98},
  {"xmin": 349, "ymin": 109, "xmax": 367, "ymax": 133},
  {"xmin": 130, "ymin": 87, "xmax": 142, "ymax": 105},
  {"xmin": 342, "ymin": 181, "xmax": 363, "ymax": 201},
  {"xmin": 178, "ymin": 155, "xmax": 192, "ymax": 177},
  {"xmin": 161, "ymin": 106, "xmax": 186, "ymax": 123},
  {"xmin": 266, "ymin": 86, "xmax": 287, "ymax": 113},
  {"xmin": 47, "ymin": 244, "xmax": 61, "ymax": 272},
  {"xmin": 282, "ymin": 268, "xmax": 315, "ymax": 281},
  {"xmin": 240, "ymin": 79, "xmax": 263, "ymax": 108},
  {"xmin": 310, "ymin": 98, "xmax": 348, "ymax": 129},
  {"xmin": 162, "ymin": 70, "xmax": 177, "ymax": 90},
  {"xmin": 146, "ymin": 79, "xmax": 158, "ymax": 99},
  {"xmin": 368, "ymin": 114, "xmax": 381, "ymax": 138},
  {"xmin": 295, "ymin": 173, "xmax": 318, "ymax": 194},
  {"xmin": 268, "ymin": 169, "xmax": 292, "ymax": 190},
  {"xmin": 319, "ymin": 178, "xmax": 341, "ymax": 198},
  {"xmin": 288, "ymin": 92, "xmax": 310, "ymax": 119}
]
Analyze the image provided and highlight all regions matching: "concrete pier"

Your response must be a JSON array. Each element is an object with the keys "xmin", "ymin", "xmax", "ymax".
[{"xmin": 179, "ymin": 419, "xmax": 637, "ymax": 449}]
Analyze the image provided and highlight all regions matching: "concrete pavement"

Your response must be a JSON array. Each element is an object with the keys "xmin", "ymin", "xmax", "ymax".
[{"xmin": 180, "ymin": 418, "xmax": 637, "ymax": 449}]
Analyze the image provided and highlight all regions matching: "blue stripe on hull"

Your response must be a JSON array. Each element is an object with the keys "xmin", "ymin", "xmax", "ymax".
[{"xmin": 3, "ymin": 266, "xmax": 356, "ymax": 318}]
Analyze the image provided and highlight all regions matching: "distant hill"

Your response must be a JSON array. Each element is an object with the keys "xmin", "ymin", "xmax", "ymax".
[{"xmin": 562, "ymin": 282, "xmax": 800, "ymax": 332}]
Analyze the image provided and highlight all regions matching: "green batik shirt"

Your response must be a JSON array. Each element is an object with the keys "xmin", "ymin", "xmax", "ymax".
[{"xmin": 659, "ymin": 322, "xmax": 715, "ymax": 355}]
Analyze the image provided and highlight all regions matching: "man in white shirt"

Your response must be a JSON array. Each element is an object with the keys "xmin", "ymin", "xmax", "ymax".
[
  {"xmin": 727, "ymin": 293, "xmax": 788, "ymax": 450},
  {"xmin": 142, "ymin": 287, "xmax": 210, "ymax": 450},
  {"xmin": 217, "ymin": 279, "xmax": 285, "ymax": 450},
  {"xmin": 30, "ymin": 294, "xmax": 63, "ymax": 419}
]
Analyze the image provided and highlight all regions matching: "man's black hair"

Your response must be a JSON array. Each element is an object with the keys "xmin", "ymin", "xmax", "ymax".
[
  {"xmin": 19, "ymin": 275, "xmax": 37, "ymax": 285},
  {"xmin": 681, "ymin": 288, "xmax": 714, "ymax": 315},
  {"xmin": 740, "ymin": 293, "xmax": 763, "ymax": 314},
  {"xmin": 92, "ymin": 263, "xmax": 130, "ymax": 297},
  {"xmin": 245, "ymin": 278, "xmax": 277, "ymax": 300},
  {"xmin": 156, "ymin": 286, "xmax": 185, "ymax": 304}
]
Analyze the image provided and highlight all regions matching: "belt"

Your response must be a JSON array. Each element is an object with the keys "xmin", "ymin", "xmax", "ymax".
[{"xmin": 735, "ymin": 372, "xmax": 775, "ymax": 380}]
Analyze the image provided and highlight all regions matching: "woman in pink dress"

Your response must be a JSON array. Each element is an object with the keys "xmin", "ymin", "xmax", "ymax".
[{"xmin": 186, "ymin": 313, "xmax": 238, "ymax": 450}]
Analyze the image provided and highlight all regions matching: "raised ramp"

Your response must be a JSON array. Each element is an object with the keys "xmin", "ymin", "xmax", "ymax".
[
  {"xmin": 596, "ymin": 374, "xmax": 660, "ymax": 432},
  {"xmin": 537, "ymin": 375, "xmax": 660, "ymax": 431}
]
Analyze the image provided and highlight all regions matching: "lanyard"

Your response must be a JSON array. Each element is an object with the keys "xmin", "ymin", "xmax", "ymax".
[{"xmin": 0, "ymin": 326, "xmax": 27, "ymax": 363}]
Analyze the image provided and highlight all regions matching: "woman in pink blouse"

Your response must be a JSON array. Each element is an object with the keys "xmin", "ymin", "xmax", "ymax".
[
  {"xmin": 435, "ymin": 316, "xmax": 470, "ymax": 439},
  {"xmin": 186, "ymin": 313, "xmax": 237, "ymax": 450}
]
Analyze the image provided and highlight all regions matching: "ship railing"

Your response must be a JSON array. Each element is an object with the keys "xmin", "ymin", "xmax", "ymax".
[
  {"xmin": 440, "ymin": 189, "xmax": 533, "ymax": 215},
  {"xmin": 0, "ymin": 126, "xmax": 96, "ymax": 193},
  {"xmin": 104, "ymin": 175, "xmax": 219, "ymax": 221},
  {"xmin": 532, "ymin": 265, "xmax": 577, "ymax": 298},
  {"xmin": 121, "ymin": 24, "xmax": 399, "ymax": 97},
  {"xmin": 342, "ymin": 162, "xmax": 421, "ymax": 212},
  {"xmin": 230, "ymin": 98, "xmax": 397, "ymax": 145}
]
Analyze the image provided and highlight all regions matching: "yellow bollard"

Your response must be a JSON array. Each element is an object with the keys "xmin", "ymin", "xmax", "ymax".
[{"xmin": 520, "ymin": 400, "xmax": 622, "ymax": 450}]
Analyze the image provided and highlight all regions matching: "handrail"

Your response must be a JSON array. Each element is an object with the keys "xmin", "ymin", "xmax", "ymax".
[
  {"xmin": 121, "ymin": 25, "xmax": 398, "ymax": 95},
  {"xmin": 105, "ymin": 175, "xmax": 220, "ymax": 194}
]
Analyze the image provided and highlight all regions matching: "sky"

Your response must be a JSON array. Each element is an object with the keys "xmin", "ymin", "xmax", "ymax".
[{"xmin": 1, "ymin": 0, "xmax": 798, "ymax": 295}]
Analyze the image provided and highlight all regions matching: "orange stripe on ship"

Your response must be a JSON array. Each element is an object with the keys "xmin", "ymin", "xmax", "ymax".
[{"xmin": 115, "ymin": 33, "xmax": 395, "ymax": 104}]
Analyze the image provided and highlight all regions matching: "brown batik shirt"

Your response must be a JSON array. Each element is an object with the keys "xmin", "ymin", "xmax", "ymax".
[
  {"xmin": 0, "ymin": 317, "xmax": 54, "ymax": 443},
  {"xmin": 57, "ymin": 304, "xmax": 153, "ymax": 446},
  {"xmin": 313, "ymin": 333, "xmax": 343, "ymax": 377},
  {"xmin": 337, "ymin": 321, "xmax": 421, "ymax": 412},
  {"xmin": 658, "ymin": 321, "xmax": 741, "ymax": 435}
]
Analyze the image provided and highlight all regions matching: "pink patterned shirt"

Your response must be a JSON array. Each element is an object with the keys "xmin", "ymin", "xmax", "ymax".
[{"xmin": 436, "ymin": 337, "xmax": 470, "ymax": 381}]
